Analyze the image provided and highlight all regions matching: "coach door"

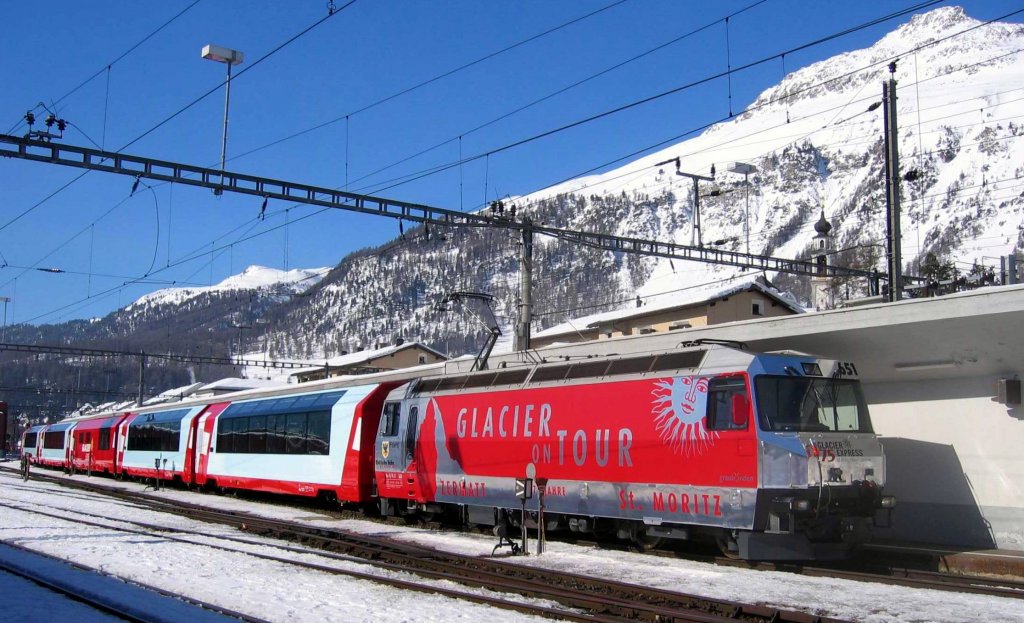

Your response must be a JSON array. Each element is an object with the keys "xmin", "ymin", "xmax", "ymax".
[
  {"xmin": 116, "ymin": 414, "xmax": 135, "ymax": 475},
  {"xmin": 191, "ymin": 402, "xmax": 230, "ymax": 486},
  {"xmin": 377, "ymin": 399, "xmax": 426, "ymax": 500}
]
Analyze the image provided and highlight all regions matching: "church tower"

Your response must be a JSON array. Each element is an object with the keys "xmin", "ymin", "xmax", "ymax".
[{"xmin": 811, "ymin": 211, "xmax": 833, "ymax": 311}]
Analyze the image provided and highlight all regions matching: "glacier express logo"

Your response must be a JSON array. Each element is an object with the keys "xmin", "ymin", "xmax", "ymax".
[{"xmin": 651, "ymin": 376, "xmax": 716, "ymax": 455}]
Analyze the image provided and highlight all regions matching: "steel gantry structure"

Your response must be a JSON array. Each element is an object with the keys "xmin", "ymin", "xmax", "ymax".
[
  {"xmin": 0, "ymin": 342, "xmax": 311, "ymax": 406},
  {"xmin": 0, "ymin": 134, "xmax": 893, "ymax": 350}
]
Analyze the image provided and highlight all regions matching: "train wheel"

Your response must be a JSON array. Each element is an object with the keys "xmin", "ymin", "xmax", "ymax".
[
  {"xmin": 626, "ymin": 525, "xmax": 662, "ymax": 552},
  {"xmin": 716, "ymin": 534, "xmax": 740, "ymax": 559}
]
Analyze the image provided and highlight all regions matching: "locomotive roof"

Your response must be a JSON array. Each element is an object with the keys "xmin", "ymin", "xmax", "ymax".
[{"xmin": 402, "ymin": 342, "xmax": 767, "ymax": 396}]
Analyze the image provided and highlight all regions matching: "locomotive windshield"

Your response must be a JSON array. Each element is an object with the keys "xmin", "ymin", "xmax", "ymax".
[{"xmin": 754, "ymin": 375, "xmax": 873, "ymax": 433}]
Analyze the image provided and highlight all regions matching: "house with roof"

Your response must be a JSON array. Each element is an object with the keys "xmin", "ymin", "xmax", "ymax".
[
  {"xmin": 289, "ymin": 340, "xmax": 448, "ymax": 383},
  {"xmin": 530, "ymin": 275, "xmax": 804, "ymax": 349}
]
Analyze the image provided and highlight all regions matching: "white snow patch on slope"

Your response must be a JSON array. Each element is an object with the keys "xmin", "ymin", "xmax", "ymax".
[{"xmin": 129, "ymin": 265, "xmax": 329, "ymax": 309}]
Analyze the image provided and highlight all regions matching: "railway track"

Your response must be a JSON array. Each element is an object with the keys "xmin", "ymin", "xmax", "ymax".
[
  {"xmin": 3, "ymin": 467, "xmax": 854, "ymax": 623},
  {"xmin": 6, "ymin": 465, "xmax": 1023, "ymax": 618},
  {"xmin": 709, "ymin": 556, "xmax": 1024, "ymax": 599}
]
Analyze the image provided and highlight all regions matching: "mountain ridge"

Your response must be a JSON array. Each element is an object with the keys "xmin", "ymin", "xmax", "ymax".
[{"xmin": 2, "ymin": 5, "xmax": 1022, "ymax": 411}]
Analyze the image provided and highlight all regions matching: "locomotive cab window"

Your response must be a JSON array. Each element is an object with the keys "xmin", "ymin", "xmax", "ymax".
[
  {"xmin": 404, "ymin": 406, "xmax": 418, "ymax": 461},
  {"xmin": 706, "ymin": 377, "xmax": 750, "ymax": 431},
  {"xmin": 381, "ymin": 402, "xmax": 401, "ymax": 437},
  {"xmin": 755, "ymin": 375, "xmax": 873, "ymax": 433}
]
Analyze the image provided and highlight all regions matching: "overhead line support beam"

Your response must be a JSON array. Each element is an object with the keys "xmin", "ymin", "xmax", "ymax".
[
  {"xmin": 0, "ymin": 135, "xmax": 923, "ymax": 355},
  {"xmin": 0, "ymin": 134, "xmax": 896, "ymax": 282},
  {"xmin": 0, "ymin": 342, "xmax": 308, "ymax": 369}
]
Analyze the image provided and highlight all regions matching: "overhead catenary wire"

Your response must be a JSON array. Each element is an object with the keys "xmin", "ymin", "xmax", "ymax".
[
  {"xmin": 348, "ymin": 1, "xmax": 986, "ymax": 199},
  {"xmin": 9, "ymin": 4, "xmax": 1024, "ymax": 323},
  {"xmin": 0, "ymin": 2, "xmax": 357, "ymax": 274},
  {"xmin": 23, "ymin": 123, "xmax": 1024, "ymax": 323},
  {"xmin": 228, "ymin": 0, "xmax": 632, "ymax": 163},
  {"xmin": 18, "ymin": 77, "xmax": 1024, "ymax": 323},
  {"xmin": 331, "ymin": 0, "xmax": 772, "ymax": 191},
  {"xmin": 3, "ymin": 0, "xmax": 203, "ymax": 135},
  {"xmin": 6, "ymin": 2, "xmax": 998, "ymax": 273}
]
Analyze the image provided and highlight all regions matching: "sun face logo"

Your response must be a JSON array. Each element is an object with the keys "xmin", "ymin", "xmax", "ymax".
[{"xmin": 651, "ymin": 376, "xmax": 716, "ymax": 455}]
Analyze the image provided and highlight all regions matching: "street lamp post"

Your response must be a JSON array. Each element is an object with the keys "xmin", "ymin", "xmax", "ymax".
[
  {"xmin": 729, "ymin": 162, "xmax": 756, "ymax": 254},
  {"xmin": 201, "ymin": 44, "xmax": 244, "ymax": 174}
]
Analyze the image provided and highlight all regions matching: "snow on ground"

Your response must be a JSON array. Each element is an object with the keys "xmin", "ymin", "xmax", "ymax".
[
  {"xmin": 0, "ymin": 472, "xmax": 553, "ymax": 623},
  {"xmin": 0, "ymin": 467, "xmax": 1020, "ymax": 623}
]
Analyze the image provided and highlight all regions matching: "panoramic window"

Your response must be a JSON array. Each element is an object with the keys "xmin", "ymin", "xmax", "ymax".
[
  {"xmin": 215, "ymin": 390, "xmax": 344, "ymax": 456},
  {"xmin": 43, "ymin": 430, "xmax": 66, "ymax": 449},
  {"xmin": 127, "ymin": 410, "xmax": 189, "ymax": 452}
]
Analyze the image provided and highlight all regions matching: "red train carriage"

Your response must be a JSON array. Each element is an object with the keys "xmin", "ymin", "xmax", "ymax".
[
  {"xmin": 374, "ymin": 344, "xmax": 893, "ymax": 560},
  {"xmin": 69, "ymin": 413, "xmax": 131, "ymax": 475},
  {"xmin": 60, "ymin": 380, "xmax": 400, "ymax": 499}
]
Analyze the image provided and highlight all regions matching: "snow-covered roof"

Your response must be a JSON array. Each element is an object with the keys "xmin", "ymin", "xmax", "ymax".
[
  {"xmin": 142, "ymin": 382, "xmax": 206, "ymax": 405},
  {"xmin": 197, "ymin": 377, "xmax": 286, "ymax": 393},
  {"xmin": 70, "ymin": 400, "xmax": 137, "ymax": 417},
  {"xmin": 534, "ymin": 276, "xmax": 804, "ymax": 340},
  {"xmin": 287, "ymin": 342, "xmax": 447, "ymax": 376}
]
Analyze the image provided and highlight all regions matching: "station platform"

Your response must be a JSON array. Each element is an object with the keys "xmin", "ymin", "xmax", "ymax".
[
  {"xmin": 865, "ymin": 540, "xmax": 1024, "ymax": 578},
  {"xmin": 0, "ymin": 542, "xmax": 255, "ymax": 623}
]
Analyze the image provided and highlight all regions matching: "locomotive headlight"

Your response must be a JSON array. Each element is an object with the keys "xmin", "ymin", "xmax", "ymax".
[{"xmin": 880, "ymin": 495, "xmax": 896, "ymax": 509}]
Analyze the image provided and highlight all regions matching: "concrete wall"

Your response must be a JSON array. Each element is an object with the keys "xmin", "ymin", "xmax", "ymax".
[{"xmin": 866, "ymin": 375, "xmax": 1024, "ymax": 549}]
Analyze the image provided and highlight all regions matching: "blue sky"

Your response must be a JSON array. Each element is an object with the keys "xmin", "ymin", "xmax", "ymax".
[{"xmin": 0, "ymin": 1, "xmax": 1018, "ymax": 326}]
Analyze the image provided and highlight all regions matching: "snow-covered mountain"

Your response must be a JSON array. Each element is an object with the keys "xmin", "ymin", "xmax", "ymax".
[
  {"xmin": 264, "ymin": 5, "xmax": 1023, "ymax": 360},
  {"xmin": 516, "ymin": 5, "xmax": 1024, "ymax": 303},
  {"xmin": 5, "ymin": 6, "xmax": 1023, "ymax": 399},
  {"xmin": 129, "ymin": 265, "xmax": 329, "ymax": 309}
]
